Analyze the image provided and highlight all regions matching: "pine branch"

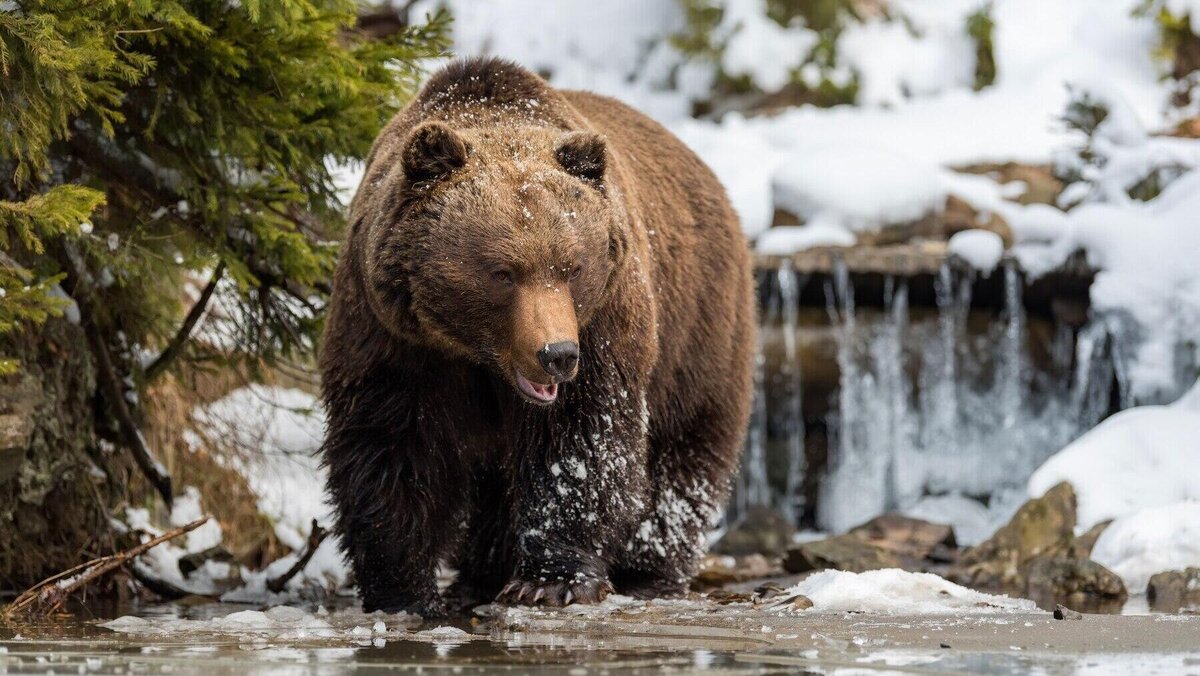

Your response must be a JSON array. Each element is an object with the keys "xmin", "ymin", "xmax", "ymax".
[{"xmin": 143, "ymin": 260, "xmax": 226, "ymax": 382}]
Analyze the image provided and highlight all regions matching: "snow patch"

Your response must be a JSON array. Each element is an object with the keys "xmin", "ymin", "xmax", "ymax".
[
  {"xmin": 1091, "ymin": 502, "xmax": 1200, "ymax": 593},
  {"xmin": 948, "ymin": 229, "xmax": 1005, "ymax": 274},
  {"xmin": 786, "ymin": 569, "xmax": 1037, "ymax": 614}
]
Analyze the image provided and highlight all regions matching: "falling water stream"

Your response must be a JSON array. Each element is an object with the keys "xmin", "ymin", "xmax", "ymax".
[{"xmin": 735, "ymin": 257, "xmax": 1140, "ymax": 539}]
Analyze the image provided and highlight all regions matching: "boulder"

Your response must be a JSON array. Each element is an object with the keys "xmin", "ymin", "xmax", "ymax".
[
  {"xmin": 713, "ymin": 506, "xmax": 797, "ymax": 557},
  {"xmin": 1147, "ymin": 568, "xmax": 1200, "ymax": 612},
  {"xmin": 1021, "ymin": 556, "xmax": 1127, "ymax": 606},
  {"xmin": 949, "ymin": 482, "xmax": 1077, "ymax": 589},
  {"xmin": 847, "ymin": 513, "xmax": 957, "ymax": 567},
  {"xmin": 694, "ymin": 553, "xmax": 779, "ymax": 588},
  {"xmin": 783, "ymin": 534, "xmax": 900, "ymax": 574}
]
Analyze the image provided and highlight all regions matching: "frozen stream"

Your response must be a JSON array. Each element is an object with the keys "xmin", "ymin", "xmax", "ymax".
[{"xmin": 3, "ymin": 597, "xmax": 1198, "ymax": 675}]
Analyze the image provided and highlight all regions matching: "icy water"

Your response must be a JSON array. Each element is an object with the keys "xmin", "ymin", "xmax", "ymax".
[{"xmin": 3, "ymin": 597, "xmax": 1198, "ymax": 675}]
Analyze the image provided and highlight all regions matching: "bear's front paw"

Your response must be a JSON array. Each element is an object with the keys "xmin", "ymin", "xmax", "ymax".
[{"xmin": 496, "ymin": 574, "xmax": 614, "ymax": 607}]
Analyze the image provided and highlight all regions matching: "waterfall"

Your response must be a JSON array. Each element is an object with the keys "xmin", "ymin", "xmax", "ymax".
[
  {"xmin": 778, "ymin": 259, "xmax": 806, "ymax": 520},
  {"xmin": 814, "ymin": 261, "xmax": 1129, "ymax": 534},
  {"xmin": 735, "ymin": 256, "xmax": 1143, "ymax": 538}
]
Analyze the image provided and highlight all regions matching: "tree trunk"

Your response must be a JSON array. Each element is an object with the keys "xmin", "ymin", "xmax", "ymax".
[{"xmin": 0, "ymin": 317, "xmax": 131, "ymax": 593}]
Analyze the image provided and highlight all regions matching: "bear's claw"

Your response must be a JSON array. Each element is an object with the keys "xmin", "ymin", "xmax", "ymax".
[{"xmin": 496, "ymin": 577, "xmax": 614, "ymax": 607}]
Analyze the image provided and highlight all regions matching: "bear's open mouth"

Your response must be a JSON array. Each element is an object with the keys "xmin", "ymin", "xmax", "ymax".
[{"xmin": 515, "ymin": 371, "xmax": 558, "ymax": 404}]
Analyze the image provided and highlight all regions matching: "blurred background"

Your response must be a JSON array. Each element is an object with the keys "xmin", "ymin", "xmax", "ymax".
[{"xmin": 2, "ymin": 0, "xmax": 1198, "ymax": 614}]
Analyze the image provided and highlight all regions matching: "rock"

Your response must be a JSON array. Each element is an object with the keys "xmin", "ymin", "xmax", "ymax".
[
  {"xmin": 847, "ymin": 513, "xmax": 957, "ymax": 566},
  {"xmin": 178, "ymin": 545, "xmax": 236, "ymax": 577},
  {"xmin": 705, "ymin": 589, "xmax": 753, "ymax": 605},
  {"xmin": 852, "ymin": 195, "xmax": 1013, "ymax": 248},
  {"xmin": 752, "ymin": 582, "xmax": 787, "ymax": 603},
  {"xmin": 783, "ymin": 534, "xmax": 900, "ymax": 574},
  {"xmin": 1021, "ymin": 556, "xmax": 1127, "ymax": 606},
  {"xmin": 694, "ymin": 553, "xmax": 780, "ymax": 588},
  {"xmin": 1054, "ymin": 604, "xmax": 1084, "ymax": 620},
  {"xmin": 713, "ymin": 506, "xmax": 797, "ymax": 557},
  {"xmin": 779, "ymin": 593, "xmax": 813, "ymax": 611},
  {"xmin": 941, "ymin": 195, "xmax": 1014, "ymax": 246},
  {"xmin": 1147, "ymin": 568, "xmax": 1200, "ymax": 612},
  {"xmin": 949, "ymin": 482, "xmax": 1077, "ymax": 589},
  {"xmin": 1062, "ymin": 520, "xmax": 1112, "ymax": 560},
  {"xmin": 955, "ymin": 162, "xmax": 1064, "ymax": 206}
]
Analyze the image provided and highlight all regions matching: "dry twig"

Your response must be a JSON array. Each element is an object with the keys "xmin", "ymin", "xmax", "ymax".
[{"xmin": 3, "ymin": 517, "xmax": 208, "ymax": 619}]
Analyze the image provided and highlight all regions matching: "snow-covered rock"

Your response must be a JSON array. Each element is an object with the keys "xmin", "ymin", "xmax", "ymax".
[
  {"xmin": 1028, "ymin": 380, "xmax": 1200, "ymax": 530},
  {"xmin": 756, "ymin": 222, "xmax": 855, "ymax": 256},
  {"xmin": 948, "ymin": 229, "xmax": 1005, "ymax": 274}
]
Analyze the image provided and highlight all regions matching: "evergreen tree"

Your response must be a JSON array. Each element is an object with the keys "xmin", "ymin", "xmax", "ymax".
[{"xmin": 0, "ymin": 0, "xmax": 449, "ymax": 586}]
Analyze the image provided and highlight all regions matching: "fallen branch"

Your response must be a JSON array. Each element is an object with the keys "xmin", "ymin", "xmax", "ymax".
[
  {"xmin": 267, "ymin": 519, "xmax": 329, "ymax": 593},
  {"xmin": 3, "ymin": 517, "xmax": 208, "ymax": 619}
]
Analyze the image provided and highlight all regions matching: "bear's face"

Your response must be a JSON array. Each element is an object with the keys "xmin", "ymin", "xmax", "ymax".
[{"xmin": 368, "ymin": 122, "xmax": 627, "ymax": 405}]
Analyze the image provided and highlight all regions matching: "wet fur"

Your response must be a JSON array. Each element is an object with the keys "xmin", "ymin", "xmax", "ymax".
[{"xmin": 320, "ymin": 58, "xmax": 756, "ymax": 615}]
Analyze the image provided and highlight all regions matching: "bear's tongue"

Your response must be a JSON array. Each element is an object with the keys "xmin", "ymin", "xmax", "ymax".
[{"xmin": 516, "ymin": 372, "xmax": 558, "ymax": 403}]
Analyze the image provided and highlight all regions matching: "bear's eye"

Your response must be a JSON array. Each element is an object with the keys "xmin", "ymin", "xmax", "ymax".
[
  {"xmin": 491, "ymin": 269, "xmax": 515, "ymax": 286},
  {"xmin": 569, "ymin": 265, "xmax": 582, "ymax": 281}
]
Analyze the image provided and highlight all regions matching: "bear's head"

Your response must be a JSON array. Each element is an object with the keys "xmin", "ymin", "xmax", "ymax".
[{"xmin": 364, "ymin": 122, "xmax": 630, "ymax": 405}]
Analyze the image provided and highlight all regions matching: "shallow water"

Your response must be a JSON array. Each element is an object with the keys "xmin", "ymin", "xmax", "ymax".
[{"xmin": 2, "ymin": 596, "xmax": 1197, "ymax": 675}]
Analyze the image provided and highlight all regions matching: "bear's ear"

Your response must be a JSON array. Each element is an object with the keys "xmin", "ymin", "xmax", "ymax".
[
  {"xmin": 555, "ymin": 132, "xmax": 607, "ymax": 185},
  {"xmin": 402, "ymin": 122, "xmax": 468, "ymax": 185}
]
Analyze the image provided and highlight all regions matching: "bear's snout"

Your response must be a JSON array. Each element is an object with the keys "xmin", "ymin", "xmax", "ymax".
[{"xmin": 538, "ymin": 341, "xmax": 579, "ymax": 381}]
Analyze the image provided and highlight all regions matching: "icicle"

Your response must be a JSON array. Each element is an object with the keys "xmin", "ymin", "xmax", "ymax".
[
  {"xmin": 997, "ymin": 261, "xmax": 1028, "ymax": 430},
  {"xmin": 777, "ymin": 259, "xmax": 806, "ymax": 519}
]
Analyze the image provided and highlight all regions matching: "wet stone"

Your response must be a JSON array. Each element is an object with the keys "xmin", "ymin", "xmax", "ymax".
[
  {"xmin": 1147, "ymin": 568, "xmax": 1200, "ymax": 612},
  {"xmin": 1054, "ymin": 604, "xmax": 1084, "ymax": 620}
]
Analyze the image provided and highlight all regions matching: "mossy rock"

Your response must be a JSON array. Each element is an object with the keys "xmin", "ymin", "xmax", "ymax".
[
  {"xmin": 949, "ymin": 482, "xmax": 1077, "ymax": 588},
  {"xmin": 714, "ymin": 506, "xmax": 797, "ymax": 557}
]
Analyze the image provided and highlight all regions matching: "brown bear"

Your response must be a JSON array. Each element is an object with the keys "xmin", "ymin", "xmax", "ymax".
[{"xmin": 320, "ymin": 57, "xmax": 755, "ymax": 616}]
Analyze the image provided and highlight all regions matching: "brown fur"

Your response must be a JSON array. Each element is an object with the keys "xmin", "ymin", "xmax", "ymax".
[{"xmin": 320, "ymin": 57, "xmax": 755, "ymax": 615}]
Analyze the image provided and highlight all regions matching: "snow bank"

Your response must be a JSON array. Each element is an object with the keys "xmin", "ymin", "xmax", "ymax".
[
  {"xmin": 1091, "ymin": 502, "xmax": 1200, "ymax": 592},
  {"xmin": 671, "ymin": 116, "xmax": 781, "ymax": 238},
  {"xmin": 192, "ymin": 385, "xmax": 330, "ymax": 550},
  {"xmin": 772, "ymin": 143, "xmax": 947, "ymax": 233},
  {"xmin": 786, "ymin": 569, "xmax": 1037, "ymax": 614},
  {"xmin": 1028, "ymin": 380, "xmax": 1200, "ymax": 529},
  {"xmin": 713, "ymin": 0, "xmax": 817, "ymax": 93}
]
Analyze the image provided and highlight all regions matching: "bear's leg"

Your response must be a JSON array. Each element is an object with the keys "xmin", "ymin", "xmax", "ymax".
[
  {"xmin": 613, "ymin": 412, "xmax": 742, "ymax": 599},
  {"xmin": 446, "ymin": 469, "xmax": 515, "ymax": 610},
  {"xmin": 323, "ymin": 378, "xmax": 467, "ymax": 617},
  {"xmin": 496, "ymin": 364, "xmax": 651, "ymax": 607}
]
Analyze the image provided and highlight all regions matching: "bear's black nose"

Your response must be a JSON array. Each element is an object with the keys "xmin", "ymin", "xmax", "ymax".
[{"xmin": 537, "ymin": 341, "xmax": 579, "ymax": 380}]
